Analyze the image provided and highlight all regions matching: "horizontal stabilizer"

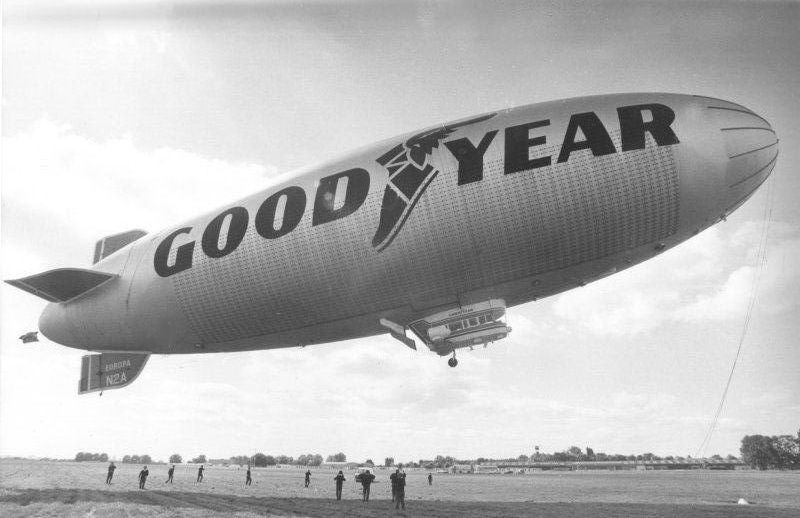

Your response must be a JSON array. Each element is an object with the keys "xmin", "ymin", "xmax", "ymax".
[
  {"xmin": 79, "ymin": 352, "xmax": 150, "ymax": 395},
  {"xmin": 93, "ymin": 229, "xmax": 147, "ymax": 264},
  {"xmin": 5, "ymin": 268, "xmax": 117, "ymax": 303}
]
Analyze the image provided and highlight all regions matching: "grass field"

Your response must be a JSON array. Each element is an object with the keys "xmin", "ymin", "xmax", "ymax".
[{"xmin": 1, "ymin": 459, "xmax": 798, "ymax": 517}]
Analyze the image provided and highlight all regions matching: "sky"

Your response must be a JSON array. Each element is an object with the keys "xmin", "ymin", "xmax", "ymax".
[{"xmin": 1, "ymin": 0, "xmax": 799, "ymax": 464}]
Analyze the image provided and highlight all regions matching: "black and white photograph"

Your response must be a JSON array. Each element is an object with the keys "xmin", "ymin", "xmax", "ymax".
[{"xmin": 1, "ymin": 1, "xmax": 799, "ymax": 516}]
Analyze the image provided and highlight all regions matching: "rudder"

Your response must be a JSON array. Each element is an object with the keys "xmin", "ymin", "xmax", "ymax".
[{"xmin": 79, "ymin": 352, "xmax": 150, "ymax": 394}]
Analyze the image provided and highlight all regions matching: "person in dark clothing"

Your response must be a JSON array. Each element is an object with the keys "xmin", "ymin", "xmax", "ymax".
[
  {"xmin": 165, "ymin": 465, "xmax": 175, "ymax": 484},
  {"xmin": 334, "ymin": 470, "xmax": 346, "ymax": 500},
  {"xmin": 245, "ymin": 466, "xmax": 252, "ymax": 486},
  {"xmin": 389, "ymin": 469, "xmax": 399, "ymax": 502},
  {"xmin": 428, "ymin": 472, "xmax": 433, "ymax": 485},
  {"xmin": 138, "ymin": 466, "xmax": 149, "ymax": 489},
  {"xmin": 357, "ymin": 469, "xmax": 375, "ymax": 502},
  {"xmin": 196, "ymin": 465, "xmax": 204, "ymax": 483},
  {"xmin": 105, "ymin": 462, "xmax": 116, "ymax": 485},
  {"xmin": 304, "ymin": 470, "xmax": 311, "ymax": 488},
  {"xmin": 394, "ymin": 471, "xmax": 406, "ymax": 510}
]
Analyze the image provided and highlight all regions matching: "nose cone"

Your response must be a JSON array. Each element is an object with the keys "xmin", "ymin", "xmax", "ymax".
[
  {"xmin": 39, "ymin": 303, "xmax": 80, "ymax": 347},
  {"xmin": 709, "ymin": 100, "xmax": 779, "ymax": 213}
]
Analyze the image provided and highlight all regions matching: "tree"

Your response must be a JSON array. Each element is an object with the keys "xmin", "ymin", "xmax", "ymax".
[
  {"xmin": 585, "ymin": 447, "xmax": 595, "ymax": 460},
  {"xmin": 567, "ymin": 446, "xmax": 583, "ymax": 460},
  {"xmin": 310, "ymin": 454, "xmax": 323, "ymax": 466},
  {"xmin": 131, "ymin": 455, "xmax": 141, "ymax": 464},
  {"xmin": 192, "ymin": 455, "xmax": 207, "ymax": 464},
  {"xmin": 517, "ymin": 454, "xmax": 529, "ymax": 463},
  {"xmin": 264, "ymin": 455, "xmax": 277, "ymax": 466},
  {"xmin": 169, "ymin": 454, "xmax": 182, "ymax": 464},
  {"xmin": 741, "ymin": 435, "xmax": 777, "ymax": 470},
  {"xmin": 365, "ymin": 459, "xmax": 374, "ymax": 467},
  {"xmin": 327, "ymin": 452, "xmax": 346, "ymax": 462},
  {"xmin": 385, "ymin": 457, "xmax": 395, "ymax": 467},
  {"xmin": 75, "ymin": 452, "xmax": 107, "ymax": 462},
  {"xmin": 140, "ymin": 455, "xmax": 152, "ymax": 464},
  {"xmin": 552, "ymin": 451, "xmax": 569, "ymax": 462},
  {"xmin": 772, "ymin": 435, "xmax": 800, "ymax": 467},
  {"xmin": 122, "ymin": 455, "xmax": 131, "ymax": 463}
]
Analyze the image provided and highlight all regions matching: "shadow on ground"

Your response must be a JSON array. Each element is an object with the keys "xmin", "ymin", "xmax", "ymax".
[{"xmin": 1, "ymin": 488, "xmax": 797, "ymax": 518}]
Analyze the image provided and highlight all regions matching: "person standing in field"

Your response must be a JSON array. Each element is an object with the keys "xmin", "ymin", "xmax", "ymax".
[
  {"xmin": 334, "ymin": 470, "xmax": 346, "ymax": 500},
  {"xmin": 105, "ymin": 462, "xmax": 116, "ymax": 485},
  {"xmin": 358, "ymin": 469, "xmax": 375, "ymax": 502},
  {"xmin": 394, "ymin": 470, "xmax": 406, "ymax": 510},
  {"xmin": 165, "ymin": 465, "xmax": 175, "ymax": 484},
  {"xmin": 245, "ymin": 465, "xmax": 252, "ymax": 486},
  {"xmin": 196, "ymin": 464, "xmax": 204, "ymax": 484},
  {"xmin": 389, "ymin": 469, "xmax": 399, "ymax": 502},
  {"xmin": 304, "ymin": 469, "xmax": 311, "ymax": 488},
  {"xmin": 428, "ymin": 472, "xmax": 433, "ymax": 485},
  {"xmin": 138, "ymin": 466, "xmax": 149, "ymax": 489}
]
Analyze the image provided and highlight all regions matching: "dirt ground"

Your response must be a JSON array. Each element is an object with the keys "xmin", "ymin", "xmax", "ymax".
[{"xmin": 1, "ymin": 459, "xmax": 798, "ymax": 517}]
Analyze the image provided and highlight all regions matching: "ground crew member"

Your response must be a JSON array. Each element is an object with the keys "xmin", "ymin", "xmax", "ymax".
[
  {"xmin": 334, "ymin": 470, "xmax": 346, "ymax": 500},
  {"xmin": 358, "ymin": 469, "xmax": 375, "ymax": 502},
  {"xmin": 428, "ymin": 472, "xmax": 433, "ymax": 485},
  {"xmin": 394, "ymin": 470, "xmax": 406, "ymax": 510},
  {"xmin": 196, "ymin": 464, "xmax": 204, "ymax": 483},
  {"xmin": 165, "ymin": 465, "xmax": 175, "ymax": 484},
  {"xmin": 245, "ymin": 466, "xmax": 252, "ymax": 486},
  {"xmin": 389, "ymin": 469, "xmax": 399, "ymax": 502},
  {"xmin": 138, "ymin": 466, "xmax": 149, "ymax": 490},
  {"xmin": 105, "ymin": 462, "xmax": 116, "ymax": 485},
  {"xmin": 304, "ymin": 469, "xmax": 311, "ymax": 488}
]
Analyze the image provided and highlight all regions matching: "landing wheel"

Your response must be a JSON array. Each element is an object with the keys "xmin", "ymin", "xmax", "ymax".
[{"xmin": 448, "ymin": 357, "xmax": 458, "ymax": 368}]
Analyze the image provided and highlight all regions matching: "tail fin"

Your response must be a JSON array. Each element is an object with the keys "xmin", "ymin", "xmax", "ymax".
[
  {"xmin": 79, "ymin": 352, "xmax": 150, "ymax": 394},
  {"xmin": 5, "ymin": 268, "xmax": 117, "ymax": 303},
  {"xmin": 93, "ymin": 229, "xmax": 147, "ymax": 264}
]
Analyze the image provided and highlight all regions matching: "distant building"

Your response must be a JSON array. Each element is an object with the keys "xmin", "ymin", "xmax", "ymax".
[{"xmin": 450, "ymin": 464, "xmax": 474, "ymax": 474}]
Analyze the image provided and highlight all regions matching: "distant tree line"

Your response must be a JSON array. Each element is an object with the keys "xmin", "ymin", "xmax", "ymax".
[
  {"xmin": 74, "ymin": 452, "xmax": 108, "ymax": 462},
  {"xmin": 247, "ymin": 453, "xmax": 326, "ymax": 467},
  {"xmin": 81, "ymin": 433, "xmax": 798, "ymax": 471},
  {"xmin": 122, "ymin": 454, "xmax": 153, "ymax": 464},
  {"xmin": 740, "ymin": 430, "xmax": 800, "ymax": 470}
]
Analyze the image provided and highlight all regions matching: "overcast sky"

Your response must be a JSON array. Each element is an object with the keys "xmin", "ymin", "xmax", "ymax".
[{"xmin": 2, "ymin": 0, "xmax": 799, "ymax": 463}]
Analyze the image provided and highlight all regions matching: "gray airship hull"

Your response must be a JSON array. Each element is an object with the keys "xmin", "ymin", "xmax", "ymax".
[{"xmin": 36, "ymin": 93, "xmax": 777, "ymax": 355}]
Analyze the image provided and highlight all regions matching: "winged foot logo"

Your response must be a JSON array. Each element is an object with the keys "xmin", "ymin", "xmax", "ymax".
[{"xmin": 372, "ymin": 113, "xmax": 497, "ymax": 252}]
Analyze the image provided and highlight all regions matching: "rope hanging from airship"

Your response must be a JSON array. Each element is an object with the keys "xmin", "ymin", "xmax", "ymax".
[{"xmin": 696, "ymin": 168, "xmax": 777, "ymax": 458}]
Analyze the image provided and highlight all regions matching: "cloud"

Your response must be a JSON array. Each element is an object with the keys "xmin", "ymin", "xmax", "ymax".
[
  {"xmin": 550, "ymin": 220, "xmax": 800, "ymax": 336},
  {"xmin": 2, "ymin": 118, "xmax": 278, "ymax": 275}
]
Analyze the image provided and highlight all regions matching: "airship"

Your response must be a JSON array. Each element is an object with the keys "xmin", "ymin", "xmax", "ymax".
[{"xmin": 6, "ymin": 93, "xmax": 778, "ymax": 394}]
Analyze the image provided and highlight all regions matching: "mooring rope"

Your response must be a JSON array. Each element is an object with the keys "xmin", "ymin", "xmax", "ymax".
[{"xmin": 695, "ymin": 169, "xmax": 777, "ymax": 458}]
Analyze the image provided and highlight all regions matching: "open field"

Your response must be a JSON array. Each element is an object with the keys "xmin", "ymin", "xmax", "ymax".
[{"xmin": 1, "ymin": 459, "xmax": 799, "ymax": 517}]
